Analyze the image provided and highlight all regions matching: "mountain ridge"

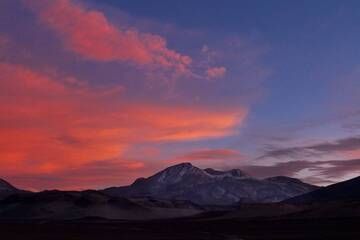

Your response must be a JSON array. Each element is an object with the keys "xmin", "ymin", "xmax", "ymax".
[
  {"xmin": 104, "ymin": 162, "xmax": 318, "ymax": 205},
  {"xmin": 0, "ymin": 169, "xmax": 359, "ymax": 221}
]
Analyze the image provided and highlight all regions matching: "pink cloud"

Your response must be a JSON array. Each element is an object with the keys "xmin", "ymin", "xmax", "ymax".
[
  {"xmin": 0, "ymin": 61, "xmax": 246, "ymax": 189},
  {"xmin": 206, "ymin": 66, "xmax": 227, "ymax": 79},
  {"xmin": 177, "ymin": 149, "xmax": 241, "ymax": 161},
  {"xmin": 24, "ymin": 0, "xmax": 192, "ymax": 74},
  {"xmin": 344, "ymin": 149, "xmax": 360, "ymax": 159},
  {"xmin": 166, "ymin": 148, "xmax": 244, "ymax": 169}
]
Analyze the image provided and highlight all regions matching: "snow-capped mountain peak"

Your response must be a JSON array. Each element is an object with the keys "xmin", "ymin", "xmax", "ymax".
[
  {"xmin": 104, "ymin": 163, "xmax": 318, "ymax": 205},
  {"xmin": 154, "ymin": 162, "xmax": 206, "ymax": 184}
]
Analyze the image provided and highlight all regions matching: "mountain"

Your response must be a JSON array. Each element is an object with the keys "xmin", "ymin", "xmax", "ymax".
[
  {"xmin": 104, "ymin": 163, "xmax": 318, "ymax": 205},
  {"xmin": 0, "ymin": 174, "xmax": 359, "ymax": 222},
  {"xmin": 284, "ymin": 176, "xmax": 360, "ymax": 204},
  {"xmin": 0, "ymin": 190, "xmax": 202, "ymax": 220},
  {"xmin": 0, "ymin": 179, "xmax": 22, "ymax": 200}
]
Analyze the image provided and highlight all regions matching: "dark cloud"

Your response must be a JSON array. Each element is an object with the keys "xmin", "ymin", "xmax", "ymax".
[
  {"xmin": 243, "ymin": 161, "xmax": 314, "ymax": 178},
  {"xmin": 243, "ymin": 159, "xmax": 360, "ymax": 185},
  {"xmin": 258, "ymin": 136, "xmax": 360, "ymax": 160},
  {"xmin": 319, "ymin": 159, "xmax": 360, "ymax": 179},
  {"xmin": 309, "ymin": 137, "xmax": 360, "ymax": 152}
]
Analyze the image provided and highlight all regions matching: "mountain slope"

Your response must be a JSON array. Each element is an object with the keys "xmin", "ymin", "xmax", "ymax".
[
  {"xmin": 104, "ymin": 163, "xmax": 318, "ymax": 205},
  {"xmin": 284, "ymin": 176, "xmax": 360, "ymax": 204}
]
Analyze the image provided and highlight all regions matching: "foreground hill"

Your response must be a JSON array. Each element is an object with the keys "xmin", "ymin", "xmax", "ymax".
[
  {"xmin": 0, "ymin": 179, "xmax": 24, "ymax": 200},
  {"xmin": 285, "ymin": 176, "xmax": 360, "ymax": 204},
  {"xmin": 0, "ymin": 190, "xmax": 202, "ymax": 220},
  {"xmin": 104, "ymin": 162, "xmax": 318, "ymax": 205}
]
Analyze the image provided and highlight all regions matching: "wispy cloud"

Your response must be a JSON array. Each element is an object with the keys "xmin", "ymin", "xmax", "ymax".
[
  {"xmin": 0, "ymin": 61, "xmax": 247, "ymax": 189},
  {"xmin": 22, "ymin": 0, "xmax": 257, "ymax": 86},
  {"xmin": 206, "ymin": 66, "xmax": 227, "ymax": 79},
  {"xmin": 243, "ymin": 159, "xmax": 360, "ymax": 185},
  {"xmin": 258, "ymin": 136, "xmax": 360, "ymax": 160},
  {"xmin": 174, "ymin": 148, "xmax": 241, "ymax": 161},
  {"xmin": 24, "ymin": 0, "xmax": 192, "ymax": 75}
]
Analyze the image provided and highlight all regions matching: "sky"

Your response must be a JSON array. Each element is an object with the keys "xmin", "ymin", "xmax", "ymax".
[{"xmin": 1, "ymin": 0, "xmax": 360, "ymax": 190}]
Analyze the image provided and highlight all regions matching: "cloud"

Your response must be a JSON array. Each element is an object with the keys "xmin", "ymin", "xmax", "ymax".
[
  {"xmin": 206, "ymin": 66, "xmax": 227, "ymax": 79},
  {"xmin": 316, "ymin": 159, "xmax": 360, "ymax": 179},
  {"xmin": 175, "ymin": 149, "xmax": 241, "ymax": 161},
  {"xmin": 0, "ymin": 61, "xmax": 247, "ymax": 189},
  {"xmin": 7, "ymin": 158, "xmax": 151, "ymax": 190},
  {"xmin": 22, "ymin": 1, "xmax": 244, "ymax": 84},
  {"xmin": 164, "ymin": 148, "xmax": 244, "ymax": 170},
  {"xmin": 258, "ymin": 136, "xmax": 360, "ymax": 159},
  {"xmin": 309, "ymin": 137, "xmax": 360, "ymax": 152},
  {"xmin": 24, "ymin": 0, "xmax": 192, "ymax": 74},
  {"xmin": 243, "ymin": 159, "xmax": 360, "ymax": 185}
]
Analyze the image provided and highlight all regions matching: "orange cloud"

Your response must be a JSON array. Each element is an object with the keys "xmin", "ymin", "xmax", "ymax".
[
  {"xmin": 127, "ymin": 105, "xmax": 246, "ymax": 142},
  {"xmin": 0, "ymin": 62, "xmax": 246, "ymax": 189},
  {"xmin": 206, "ymin": 66, "xmax": 227, "ymax": 79},
  {"xmin": 0, "ymin": 63, "xmax": 126, "ymax": 174},
  {"xmin": 24, "ymin": 0, "xmax": 191, "ymax": 74}
]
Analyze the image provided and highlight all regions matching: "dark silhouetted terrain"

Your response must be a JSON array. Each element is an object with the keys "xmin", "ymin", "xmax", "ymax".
[
  {"xmin": 0, "ymin": 165, "xmax": 359, "ymax": 239},
  {"xmin": 285, "ymin": 176, "xmax": 360, "ymax": 204},
  {"xmin": 0, "ymin": 216, "xmax": 359, "ymax": 240},
  {"xmin": 0, "ymin": 178, "xmax": 24, "ymax": 200},
  {"xmin": 0, "ymin": 190, "xmax": 202, "ymax": 220}
]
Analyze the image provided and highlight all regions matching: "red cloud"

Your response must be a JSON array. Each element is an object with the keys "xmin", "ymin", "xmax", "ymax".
[
  {"xmin": 206, "ymin": 66, "xmax": 227, "ymax": 79},
  {"xmin": 24, "ymin": 0, "xmax": 191, "ymax": 73},
  {"xmin": 0, "ymin": 62, "xmax": 246, "ymax": 190}
]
